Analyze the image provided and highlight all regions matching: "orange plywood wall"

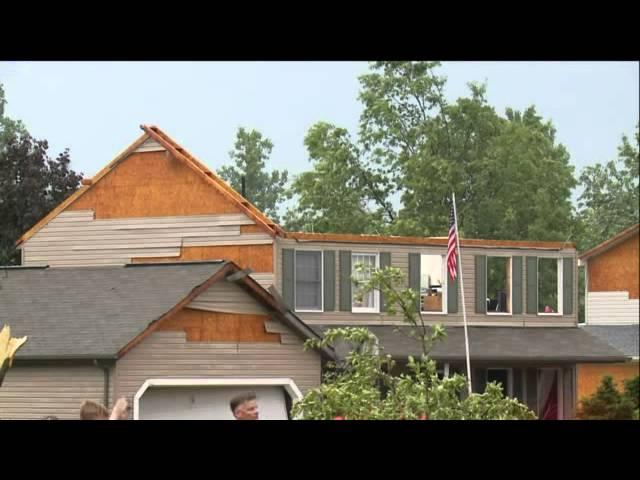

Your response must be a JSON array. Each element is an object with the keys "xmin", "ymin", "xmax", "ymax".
[
  {"xmin": 588, "ymin": 234, "xmax": 640, "ymax": 298},
  {"xmin": 67, "ymin": 151, "xmax": 242, "ymax": 218},
  {"xmin": 576, "ymin": 363, "xmax": 640, "ymax": 403},
  {"xmin": 158, "ymin": 308, "xmax": 280, "ymax": 343},
  {"xmin": 132, "ymin": 244, "xmax": 274, "ymax": 272}
]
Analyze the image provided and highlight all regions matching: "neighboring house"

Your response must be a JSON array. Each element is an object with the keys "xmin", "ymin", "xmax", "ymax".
[
  {"xmin": 277, "ymin": 233, "xmax": 625, "ymax": 419},
  {"xmin": 0, "ymin": 261, "xmax": 330, "ymax": 419},
  {"xmin": 577, "ymin": 224, "xmax": 640, "ymax": 403},
  {"xmin": 8, "ymin": 125, "xmax": 627, "ymax": 420}
]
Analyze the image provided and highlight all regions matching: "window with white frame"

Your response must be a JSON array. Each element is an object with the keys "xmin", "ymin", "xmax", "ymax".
[
  {"xmin": 538, "ymin": 258, "xmax": 562, "ymax": 314},
  {"xmin": 295, "ymin": 250, "xmax": 323, "ymax": 312},
  {"xmin": 352, "ymin": 253, "xmax": 379, "ymax": 312},
  {"xmin": 420, "ymin": 254, "xmax": 446, "ymax": 313},
  {"xmin": 486, "ymin": 256, "xmax": 512, "ymax": 314}
]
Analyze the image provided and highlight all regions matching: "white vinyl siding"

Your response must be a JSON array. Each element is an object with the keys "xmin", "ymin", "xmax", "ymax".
[
  {"xmin": 115, "ymin": 330, "xmax": 322, "ymax": 417},
  {"xmin": 0, "ymin": 366, "xmax": 105, "ymax": 420},
  {"xmin": 586, "ymin": 291, "xmax": 640, "ymax": 325},
  {"xmin": 21, "ymin": 210, "xmax": 272, "ymax": 267}
]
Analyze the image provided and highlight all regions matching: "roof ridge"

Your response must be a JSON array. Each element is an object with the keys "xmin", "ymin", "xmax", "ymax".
[
  {"xmin": 141, "ymin": 125, "xmax": 285, "ymax": 236},
  {"xmin": 125, "ymin": 260, "xmax": 227, "ymax": 267}
]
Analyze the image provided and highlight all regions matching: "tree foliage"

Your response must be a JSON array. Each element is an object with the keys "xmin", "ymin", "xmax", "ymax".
[
  {"xmin": 575, "ymin": 125, "xmax": 639, "ymax": 251},
  {"xmin": 0, "ymin": 84, "xmax": 82, "ymax": 265},
  {"xmin": 286, "ymin": 62, "xmax": 577, "ymax": 242},
  {"xmin": 218, "ymin": 127, "xmax": 289, "ymax": 223},
  {"xmin": 576, "ymin": 375, "xmax": 638, "ymax": 420},
  {"xmin": 292, "ymin": 266, "xmax": 536, "ymax": 420},
  {"xmin": 283, "ymin": 123, "xmax": 386, "ymax": 233}
]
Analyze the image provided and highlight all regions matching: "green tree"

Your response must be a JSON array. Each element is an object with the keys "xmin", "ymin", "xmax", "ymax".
[
  {"xmin": 284, "ymin": 123, "xmax": 387, "ymax": 233},
  {"xmin": 287, "ymin": 62, "xmax": 577, "ymax": 241},
  {"xmin": 0, "ymin": 83, "xmax": 82, "ymax": 265},
  {"xmin": 291, "ymin": 266, "xmax": 536, "ymax": 420},
  {"xmin": 218, "ymin": 127, "xmax": 289, "ymax": 223},
  {"xmin": 623, "ymin": 376, "xmax": 639, "ymax": 412},
  {"xmin": 0, "ymin": 84, "xmax": 28, "ymax": 145},
  {"xmin": 576, "ymin": 125, "xmax": 639, "ymax": 251},
  {"xmin": 577, "ymin": 375, "xmax": 637, "ymax": 420},
  {"xmin": 358, "ymin": 62, "xmax": 576, "ymax": 240}
]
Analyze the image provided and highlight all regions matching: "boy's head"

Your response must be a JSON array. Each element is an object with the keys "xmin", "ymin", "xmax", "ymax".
[{"xmin": 80, "ymin": 400, "xmax": 110, "ymax": 420}]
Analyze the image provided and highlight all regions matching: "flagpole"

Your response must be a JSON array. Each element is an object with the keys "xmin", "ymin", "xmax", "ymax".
[{"xmin": 452, "ymin": 192, "xmax": 472, "ymax": 396}]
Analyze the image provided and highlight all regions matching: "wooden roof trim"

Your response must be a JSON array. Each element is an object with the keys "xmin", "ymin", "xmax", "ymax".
[
  {"xmin": 229, "ymin": 274, "xmax": 335, "ymax": 360},
  {"xmin": 149, "ymin": 126, "xmax": 283, "ymax": 233},
  {"xmin": 15, "ymin": 132, "xmax": 150, "ymax": 247},
  {"xmin": 117, "ymin": 262, "xmax": 235, "ymax": 357},
  {"xmin": 285, "ymin": 231, "xmax": 576, "ymax": 250},
  {"xmin": 579, "ymin": 223, "xmax": 640, "ymax": 260},
  {"xmin": 140, "ymin": 126, "xmax": 276, "ymax": 238},
  {"xmin": 142, "ymin": 125, "xmax": 285, "ymax": 236}
]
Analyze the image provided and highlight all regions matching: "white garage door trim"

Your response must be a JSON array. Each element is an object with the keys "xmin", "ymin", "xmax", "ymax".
[{"xmin": 133, "ymin": 377, "xmax": 303, "ymax": 420}]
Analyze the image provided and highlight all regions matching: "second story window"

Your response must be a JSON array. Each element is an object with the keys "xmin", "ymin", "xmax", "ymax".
[
  {"xmin": 295, "ymin": 250, "xmax": 323, "ymax": 312},
  {"xmin": 352, "ymin": 253, "xmax": 379, "ymax": 313},
  {"xmin": 420, "ymin": 254, "xmax": 446, "ymax": 313},
  {"xmin": 538, "ymin": 258, "xmax": 562, "ymax": 314},
  {"xmin": 487, "ymin": 256, "xmax": 512, "ymax": 314}
]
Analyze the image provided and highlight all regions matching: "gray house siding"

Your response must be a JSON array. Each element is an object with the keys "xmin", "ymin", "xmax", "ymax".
[
  {"xmin": 275, "ymin": 238, "xmax": 577, "ymax": 327},
  {"xmin": 0, "ymin": 366, "xmax": 106, "ymax": 419}
]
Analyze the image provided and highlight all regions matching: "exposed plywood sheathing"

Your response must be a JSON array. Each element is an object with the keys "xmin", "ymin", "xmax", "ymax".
[
  {"xmin": 67, "ymin": 151, "xmax": 243, "ymax": 218},
  {"xmin": 133, "ymin": 244, "xmax": 275, "ymax": 273},
  {"xmin": 157, "ymin": 309, "xmax": 280, "ymax": 343},
  {"xmin": 587, "ymin": 232, "xmax": 639, "ymax": 299}
]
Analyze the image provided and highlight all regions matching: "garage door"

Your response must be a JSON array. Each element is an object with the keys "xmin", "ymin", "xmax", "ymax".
[{"xmin": 138, "ymin": 385, "xmax": 290, "ymax": 420}]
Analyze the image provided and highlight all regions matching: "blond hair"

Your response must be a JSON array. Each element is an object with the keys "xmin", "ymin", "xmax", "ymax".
[{"xmin": 80, "ymin": 400, "xmax": 109, "ymax": 420}]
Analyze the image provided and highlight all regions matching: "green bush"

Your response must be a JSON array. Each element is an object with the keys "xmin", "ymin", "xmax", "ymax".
[
  {"xmin": 292, "ymin": 266, "xmax": 536, "ymax": 420},
  {"xmin": 577, "ymin": 375, "xmax": 637, "ymax": 420},
  {"xmin": 623, "ymin": 376, "xmax": 639, "ymax": 410},
  {"xmin": 292, "ymin": 327, "xmax": 536, "ymax": 420}
]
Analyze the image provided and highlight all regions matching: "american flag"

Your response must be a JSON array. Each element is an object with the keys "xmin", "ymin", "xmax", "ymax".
[{"xmin": 446, "ymin": 204, "xmax": 458, "ymax": 280}]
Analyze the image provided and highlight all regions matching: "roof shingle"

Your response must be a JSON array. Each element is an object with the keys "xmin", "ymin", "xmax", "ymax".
[
  {"xmin": 310, "ymin": 325, "xmax": 629, "ymax": 363},
  {"xmin": 0, "ymin": 262, "xmax": 226, "ymax": 358}
]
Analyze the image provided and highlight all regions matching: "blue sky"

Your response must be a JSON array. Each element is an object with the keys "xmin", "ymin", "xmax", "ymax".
[{"xmin": 1, "ymin": 61, "xmax": 638, "ymax": 205}]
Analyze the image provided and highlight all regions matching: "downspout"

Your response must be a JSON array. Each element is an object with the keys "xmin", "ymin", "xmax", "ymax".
[
  {"xmin": 94, "ymin": 359, "xmax": 110, "ymax": 408},
  {"xmin": 103, "ymin": 365, "xmax": 110, "ymax": 408}
]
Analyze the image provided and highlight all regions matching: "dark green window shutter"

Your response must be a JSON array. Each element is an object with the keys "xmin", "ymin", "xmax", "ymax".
[
  {"xmin": 473, "ymin": 368, "xmax": 487, "ymax": 394},
  {"xmin": 512, "ymin": 256, "xmax": 523, "ymax": 314},
  {"xmin": 513, "ymin": 368, "xmax": 524, "ymax": 402},
  {"xmin": 475, "ymin": 255, "xmax": 486, "ymax": 314},
  {"xmin": 447, "ymin": 262, "xmax": 458, "ymax": 313},
  {"xmin": 408, "ymin": 253, "xmax": 421, "ymax": 309},
  {"xmin": 526, "ymin": 257, "xmax": 538, "ymax": 314},
  {"xmin": 323, "ymin": 251, "xmax": 336, "ymax": 311},
  {"xmin": 526, "ymin": 368, "xmax": 538, "ymax": 413},
  {"xmin": 282, "ymin": 249, "xmax": 294, "ymax": 309},
  {"xmin": 379, "ymin": 252, "xmax": 391, "ymax": 312},
  {"xmin": 563, "ymin": 257, "xmax": 574, "ymax": 315},
  {"xmin": 339, "ymin": 251, "xmax": 352, "ymax": 312}
]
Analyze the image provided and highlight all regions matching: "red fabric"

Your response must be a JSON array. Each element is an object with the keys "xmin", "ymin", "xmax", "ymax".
[{"xmin": 541, "ymin": 373, "xmax": 559, "ymax": 420}]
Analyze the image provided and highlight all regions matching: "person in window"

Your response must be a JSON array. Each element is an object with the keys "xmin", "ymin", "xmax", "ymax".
[{"xmin": 544, "ymin": 305, "xmax": 555, "ymax": 313}]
